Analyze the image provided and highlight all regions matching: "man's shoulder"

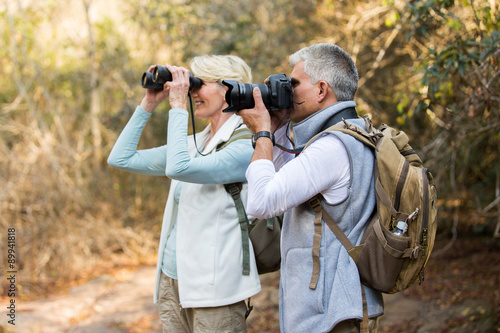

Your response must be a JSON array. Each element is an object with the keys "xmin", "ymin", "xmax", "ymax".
[{"xmin": 316, "ymin": 127, "xmax": 375, "ymax": 166}]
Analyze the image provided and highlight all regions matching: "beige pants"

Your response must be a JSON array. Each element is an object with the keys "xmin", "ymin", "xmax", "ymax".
[
  {"xmin": 328, "ymin": 317, "xmax": 380, "ymax": 333},
  {"xmin": 157, "ymin": 272, "xmax": 247, "ymax": 333}
]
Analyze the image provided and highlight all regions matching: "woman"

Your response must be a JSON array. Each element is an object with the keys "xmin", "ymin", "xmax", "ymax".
[{"xmin": 108, "ymin": 55, "xmax": 261, "ymax": 332}]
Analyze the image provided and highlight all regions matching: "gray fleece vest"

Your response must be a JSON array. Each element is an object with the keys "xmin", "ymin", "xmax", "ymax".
[{"xmin": 279, "ymin": 102, "xmax": 384, "ymax": 333}]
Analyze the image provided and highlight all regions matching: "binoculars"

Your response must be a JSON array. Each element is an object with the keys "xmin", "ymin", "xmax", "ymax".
[{"xmin": 141, "ymin": 65, "xmax": 202, "ymax": 90}]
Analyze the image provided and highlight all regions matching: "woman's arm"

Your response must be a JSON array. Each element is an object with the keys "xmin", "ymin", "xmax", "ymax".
[
  {"xmin": 107, "ymin": 106, "xmax": 167, "ymax": 176},
  {"xmin": 165, "ymin": 109, "xmax": 253, "ymax": 184}
]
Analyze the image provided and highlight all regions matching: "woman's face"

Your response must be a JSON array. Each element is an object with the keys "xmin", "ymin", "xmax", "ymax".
[{"xmin": 190, "ymin": 82, "xmax": 228, "ymax": 119}]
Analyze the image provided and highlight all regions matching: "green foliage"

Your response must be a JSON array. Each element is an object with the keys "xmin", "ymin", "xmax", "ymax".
[
  {"xmin": 385, "ymin": 11, "xmax": 401, "ymax": 27},
  {"xmin": 404, "ymin": 0, "xmax": 500, "ymax": 215},
  {"xmin": 2, "ymin": 0, "xmax": 499, "ymax": 296},
  {"xmin": 122, "ymin": 0, "xmax": 320, "ymax": 82},
  {"xmin": 405, "ymin": 0, "xmax": 456, "ymax": 37}
]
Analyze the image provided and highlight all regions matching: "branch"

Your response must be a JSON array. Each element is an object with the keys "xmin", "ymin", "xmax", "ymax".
[
  {"xmin": 346, "ymin": 4, "xmax": 392, "ymax": 63},
  {"xmin": 483, "ymin": 196, "xmax": 500, "ymax": 213},
  {"xmin": 359, "ymin": 24, "xmax": 401, "ymax": 87},
  {"xmin": 468, "ymin": 0, "xmax": 483, "ymax": 39},
  {"xmin": 433, "ymin": 204, "xmax": 459, "ymax": 256},
  {"xmin": 5, "ymin": 0, "xmax": 28, "ymax": 100},
  {"xmin": 486, "ymin": 69, "xmax": 500, "ymax": 91}
]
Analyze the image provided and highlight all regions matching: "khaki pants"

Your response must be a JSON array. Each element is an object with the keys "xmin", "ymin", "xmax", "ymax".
[
  {"xmin": 328, "ymin": 317, "xmax": 380, "ymax": 333},
  {"xmin": 157, "ymin": 272, "xmax": 247, "ymax": 333}
]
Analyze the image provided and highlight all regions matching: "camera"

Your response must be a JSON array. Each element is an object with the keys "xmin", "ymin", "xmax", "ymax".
[
  {"xmin": 141, "ymin": 65, "xmax": 203, "ymax": 90},
  {"xmin": 222, "ymin": 73, "xmax": 293, "ymax": 113}
]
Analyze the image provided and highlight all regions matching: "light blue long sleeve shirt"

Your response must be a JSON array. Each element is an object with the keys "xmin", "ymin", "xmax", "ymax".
[
  {"xmin": 108, "ymin": 106, "xmax": 252, "ymax": 184},
  {"xmin": 108, "ymin": 106, "xmax": 253, "ymax": 278}
]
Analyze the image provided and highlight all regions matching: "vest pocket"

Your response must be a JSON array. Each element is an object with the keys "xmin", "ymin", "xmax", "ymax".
[{"xmin": 284, "ymin": 247, "xmax": 325, "ymax": 315}]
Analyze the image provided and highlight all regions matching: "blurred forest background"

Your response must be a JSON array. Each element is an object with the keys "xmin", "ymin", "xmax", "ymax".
[{"xmin": 0, "ymin": 0, "xmax": 499, "ymax": 308}]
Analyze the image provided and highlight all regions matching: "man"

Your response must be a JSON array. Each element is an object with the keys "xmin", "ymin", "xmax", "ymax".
[{"xmin": 237, "ymin": 43, "xmax": 384, "ymax": 332}]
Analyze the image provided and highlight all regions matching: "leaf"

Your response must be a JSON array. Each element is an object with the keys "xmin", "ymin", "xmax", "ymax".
[
  {"xmin": 479, "ymin": 48, "xmax": 492, "ymax": 62},
  {"xmin": 446, "ymin": 19, "xmax": 461, "ymax": 30}
]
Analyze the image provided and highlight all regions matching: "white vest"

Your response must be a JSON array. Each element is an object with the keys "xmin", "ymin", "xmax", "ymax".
[{"xmin": 154, "ymin": 114, "xmax": 261, "ymax": 307}]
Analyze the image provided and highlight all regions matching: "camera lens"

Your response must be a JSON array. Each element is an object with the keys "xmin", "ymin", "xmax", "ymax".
[{"xmin": 222, "ymin": 81, "xmax": 270, "ymax": 113}]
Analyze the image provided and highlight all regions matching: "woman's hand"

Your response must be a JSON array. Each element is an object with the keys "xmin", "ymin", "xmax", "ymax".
[
  {"xmin": 139, "ymin": 64, "xmax": 191, "ymax": 113},
  {"xmin": 139, "ymin": 65, "xmax": 170, "ymax": 113},
  {"xmin": 164, "ymin": 64, "xmax": 190, "ymax": 110}
]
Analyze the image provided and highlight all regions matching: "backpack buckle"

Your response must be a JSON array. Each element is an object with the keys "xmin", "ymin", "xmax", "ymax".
[
  {"xmin": 407, "ymin": 208, "xmax": 419, "ymax": 223},
  {"xmin": 307, "ymin": 196, "xmax": 322, "ymax": 212},
  {"xmin": 224, "ymin": 183, "xmax": 241, "ymax": 199},
  {"xmin": 342, "ymin": 119, "xmax": 359, "ymax": 132}
]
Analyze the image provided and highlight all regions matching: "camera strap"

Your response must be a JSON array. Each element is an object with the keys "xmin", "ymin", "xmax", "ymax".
[{"xmin": 188, "ymin": 92, "xmax": 210, "ymax": 157}]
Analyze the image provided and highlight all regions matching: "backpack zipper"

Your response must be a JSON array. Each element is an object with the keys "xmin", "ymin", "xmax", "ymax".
[
  {"xmin": 421, "ymin": 168, "xmax": 430, "ymax": 247},
  {"xmin": 394, "ymin": 158, "xmax": 410, "ymax": 213}
]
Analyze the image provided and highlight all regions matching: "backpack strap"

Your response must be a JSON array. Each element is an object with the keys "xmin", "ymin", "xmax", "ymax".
[
  {"xmin": 306, "ymin": 196, "xmax": 324, "ymax": 290},
  {"xmin": 278, "ymin": 108, "xmax": 359, "ymax": 155},
  {"xmin": 360, "ymin": 287, "xmax": 369, "ymax": 333},
  {"xmin": 219, "ymin": 126, "xmax": 253, "ymax": 275},
  {"xmin": 307, "ymin": 195, "xmax": 357, "ymax": 289},
  {"xmin": 308, "ymin": 196, "xmax": 370, "ymax": 332},
  {"xmin": 303, "ymin": 118, "xmax": 379, "ymax": 152},
  {"xmin": 216, "ymin": 127, "xmax": 253, "ymax": 151},
  {"xmin": 225, "ymin": 183, "xmax": 251, "ymax": 276},
  {"xmin": 322, "ymin": 119, "xmax": 410, "ymax": 223},
  {"xmin": 320, "ymin": 107, "xmax": 358, "ymax": 131}
]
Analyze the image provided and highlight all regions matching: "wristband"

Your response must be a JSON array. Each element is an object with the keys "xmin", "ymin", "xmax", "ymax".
[{"xmin": 252, "ymin": 131, "xmax": 275, "ymax": 148}]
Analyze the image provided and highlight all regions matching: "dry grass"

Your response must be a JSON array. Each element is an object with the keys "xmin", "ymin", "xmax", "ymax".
[{"xmin": 0, "ymin": 112, "xmax": 162, "ymax": 299}]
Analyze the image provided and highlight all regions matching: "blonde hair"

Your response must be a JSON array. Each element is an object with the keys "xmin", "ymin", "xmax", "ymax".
[{"xmin": 190, "ymin": 55, "xmax": 252, "ymax": 84}]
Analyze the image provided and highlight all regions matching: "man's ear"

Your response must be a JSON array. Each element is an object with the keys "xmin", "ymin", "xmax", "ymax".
[{"xmin": 317, "ymin": 81, "xmax": 330, "ymax": 103}]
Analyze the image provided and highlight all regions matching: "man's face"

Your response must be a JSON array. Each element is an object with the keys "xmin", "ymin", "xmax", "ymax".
[{"xmin": 289, "ymin": 60, "xmax": 321, "ymax": 123}]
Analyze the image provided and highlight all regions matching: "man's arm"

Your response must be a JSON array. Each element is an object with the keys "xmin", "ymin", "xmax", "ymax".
[
  {"xmin": 245, "ymin": 134, "xmax": 350, "ymax": 218},
  {"xmin": 251, "ymin": 135, "xmax": 274, "ymax": 163}
]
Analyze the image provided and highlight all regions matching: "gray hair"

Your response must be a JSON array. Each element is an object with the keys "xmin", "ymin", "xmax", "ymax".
[{"xmin": 289, "ymin": 43, "xmax": 358, "ymax": 101}]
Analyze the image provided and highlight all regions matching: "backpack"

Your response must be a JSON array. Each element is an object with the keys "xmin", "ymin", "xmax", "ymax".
[
  {"xmin": 225, "ymin": 183, "xmax": 283, "ymax": 275},
  {"xmin": 216, "ymin": 128, "xmax": 283, "ymax": 276},
  {"xmin": 305, "ymin": 115, "xmax": 438, "ymax": 295}
]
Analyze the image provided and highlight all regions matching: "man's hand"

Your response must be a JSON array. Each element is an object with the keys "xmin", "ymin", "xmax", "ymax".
[
  {"xmin": 237, "ymin": 87, "xmax": 290, "ymax": 134},
  {"xmin": 237, "ymin": 88, "xmax": 274, "ymax": 162},
  {"xmin": 237, "ymin": 87, "xmax": 271, "ymax": 134},
  {"xmin": 262, "ymin": 76, "xmax": 291, "ymax": 132}
]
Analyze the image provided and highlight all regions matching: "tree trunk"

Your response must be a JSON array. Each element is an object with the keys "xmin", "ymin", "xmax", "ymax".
[{"xmin": 84, "ymin": 0, "xmax": 103, "ymax": 169}]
